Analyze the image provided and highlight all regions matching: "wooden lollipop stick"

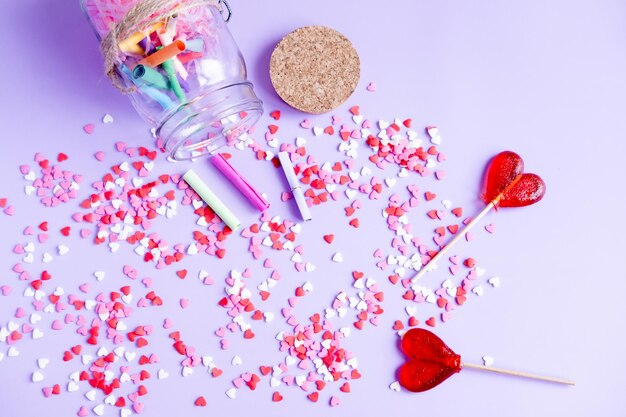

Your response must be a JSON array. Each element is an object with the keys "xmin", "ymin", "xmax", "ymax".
[
  {"xmin": 462, "ymin": 362, "xmax": 575, "ymax": 386},
  {"xmin": 413, "ymin": 201, "xmax": 496, "ymax": 282}
]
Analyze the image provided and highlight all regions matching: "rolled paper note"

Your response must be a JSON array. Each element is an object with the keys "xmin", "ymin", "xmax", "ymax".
[
  {"xmin": 133, "ymin": 65, "xmax": 169, "ymax": 90},
  {"xmin": 183, "ymin": 169, "xmax": 241, "ymax": 231},
  {"xmin": 138, "ymin": 40, "xmax": 186, "ymax": 68},
  {"xmin": 157, "ymin": 29, "xmax": 188, "ymax": 79},
  {"xmin": 178, "ymin": 51, "xmax": 204, "ymax": 65},
  {"xmin": 120, "ymin": 65, "xmax": 175, "ymax": 110},
  {"xmin": 185, "ymin": 38, "xmax": 205, "ymax": 52},
  {"xmin": 211, "ymin": 154, "xmax": 270, "ymax": 211},
  {"xmin": 161, "ymin": 59, "xmax": 186, "ymax": 102},
  {"xmin": 118, "ymin": 21, "xmax": 164, "ymax": 54},
  {"xmin": 165, "ymin": 16, "xmax": 178, "ymax": 37},
  {"xmin": 277, "ymin": 152, "xmax": 312, "ymax": 221}
]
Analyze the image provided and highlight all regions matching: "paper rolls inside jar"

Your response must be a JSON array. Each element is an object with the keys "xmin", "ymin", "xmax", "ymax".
[
  {"xmin": 278, "ymin": 151, "xmax": 312, "ymax": 221},
  {"xmin": 210, "ymin": 154, "xmax": 269, "ymax": 211}
]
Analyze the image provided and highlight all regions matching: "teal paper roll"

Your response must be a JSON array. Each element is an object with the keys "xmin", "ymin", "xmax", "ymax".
[
  {"xmin": 133, "ymin": 65, "xmax": 169, "ymax": 90},
  {"xmin": 183, "ymin": 169, "xmax": 241, "ymax": 231},
  {"xmin": 120, "ymin": 65, "xmax": 175, "ymax": 110},
  {"xmin": 161, "ymin": 59, "xmax": 186, "ymax": 102}
]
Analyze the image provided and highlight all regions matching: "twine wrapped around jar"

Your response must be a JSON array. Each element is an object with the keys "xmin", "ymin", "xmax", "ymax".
[{"xmin": 100, "ymin": 0, "xmax": 221, "ymax": 93}]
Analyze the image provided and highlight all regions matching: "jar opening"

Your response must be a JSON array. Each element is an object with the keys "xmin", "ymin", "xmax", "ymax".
[{"xmin": 158, "ymin": 81, "xmax": 262, "ymax": 160}]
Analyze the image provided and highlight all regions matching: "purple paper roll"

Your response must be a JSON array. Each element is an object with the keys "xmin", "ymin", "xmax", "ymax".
[{"xmin": 211, "ymin": 154, "xmax": 270, "ymax": 211}]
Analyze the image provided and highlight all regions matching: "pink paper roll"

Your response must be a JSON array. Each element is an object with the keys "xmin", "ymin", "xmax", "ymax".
[{"xmin": 211, "ymin": 154, "xmax": 270, "ymax": 211}]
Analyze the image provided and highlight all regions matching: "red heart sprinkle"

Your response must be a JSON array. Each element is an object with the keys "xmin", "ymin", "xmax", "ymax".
[
  {"xmin": 270, "ymin": 110, "xmax": 281, "ymax": 120},
  {"xmin": 424, "ymin": 192, "xmax": 436, "ymax": 201},
  {"xmin": 194, "ymin": 396, "xmax": 207, "ymax": 407}
]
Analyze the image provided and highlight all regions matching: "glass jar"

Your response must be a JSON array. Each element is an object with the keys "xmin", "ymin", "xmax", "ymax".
[{"xmin": 80, "ymin": 0, "xmax": 263, "ymax": 160}]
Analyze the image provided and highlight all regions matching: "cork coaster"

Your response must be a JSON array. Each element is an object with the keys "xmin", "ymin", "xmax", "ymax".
[{"xmin": 270, "ymin": 26, "xmax": 360, "ymax": 114}]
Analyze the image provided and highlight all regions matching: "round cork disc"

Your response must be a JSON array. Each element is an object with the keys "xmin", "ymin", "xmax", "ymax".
[{"xmin": 270, "ymin": 26, "xmax": 360, "ymax": 114}]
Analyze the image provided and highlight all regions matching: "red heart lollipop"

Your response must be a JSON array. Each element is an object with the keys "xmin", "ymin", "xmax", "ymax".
[
  {"xmin": 398, "ymin": 328, "xmax": 461, "ymax": 392},
  {"xmin": 413, "ymin": 151, "xmax": 546, "ymax": 282},
  {"xmin": 482, "ymin": 151, "xmax": 546, "ymax": 208},
  {"xmin": 397, "ymin": 328, "xmax": 575, "ymax": 392}
]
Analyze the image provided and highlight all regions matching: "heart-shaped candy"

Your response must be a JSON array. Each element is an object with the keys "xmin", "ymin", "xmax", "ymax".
[
  {"xmin": 482, "ymin": 151, "xmax": 546, "ymax": 208},
  {"xmin": 398, "ymin": 328, "xmax": 461, "ymax": 392}
]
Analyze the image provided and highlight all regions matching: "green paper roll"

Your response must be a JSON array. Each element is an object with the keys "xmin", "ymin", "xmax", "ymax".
[
  {"xmin": 183, "ymin": 169, "xmax": 241, "ymax": 231},
  {"xmin": 161, "ymin": 59, "xmax": 186, "ymax": 102},
  {"xmin": 133, "ymin": 65, "xmax": 169, "ymax": 90}
]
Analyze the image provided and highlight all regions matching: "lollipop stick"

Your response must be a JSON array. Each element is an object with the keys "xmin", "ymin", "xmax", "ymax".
[
  {"xmin": 462, "ymin": 362, "xmax": 575, "ymax": 385},
  {"xmin": 412, "ymin": 202, "xmax": 495, "ymax": 282}
]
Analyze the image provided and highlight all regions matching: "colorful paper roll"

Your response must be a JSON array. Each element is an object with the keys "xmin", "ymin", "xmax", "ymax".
[
  {"xmin": 133, "ymin": 65, "xmax": 169, "ymax": 90},
  {"xmin": 157, "ymin": 29, "xmax": 188, "ymax": 79},
  {"xmin": 211, "ymin": 154, "xmax": 269, "ymax": 211},
  {"xmin": 278, "ymin": 152, "xmax": 312, "ymax": 221},
  {"xmin": 183, "ymin": 169, "xmax": 241, "ymax": 231},
  {"xmin": 120, "ymin": 65, "xmax": 174, "ymax": 110},
  {"xmin": 185, "ymin": 38, "xmax": 205, "ymax": 52},
  {"xmin": 118, "ymin": 21, "xmax": 164, "ymax": 54},
  {"xmin": 138, "ymin": 40, "xmax": 186, "ymax": 68},
  {"xmin": 161, "ymin": 59, "xmax": 186, "ymax": 102}
]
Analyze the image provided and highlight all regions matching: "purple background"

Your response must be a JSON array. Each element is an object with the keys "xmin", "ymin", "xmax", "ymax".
[{"xmin": 2, "ymin": 0, "xmax": 626, "ymax": 416}]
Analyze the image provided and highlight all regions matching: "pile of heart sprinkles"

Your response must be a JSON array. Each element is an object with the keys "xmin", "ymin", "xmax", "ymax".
[{"xmin": 1, "ymin": 92, "xmax": 504, "ymax": 415}]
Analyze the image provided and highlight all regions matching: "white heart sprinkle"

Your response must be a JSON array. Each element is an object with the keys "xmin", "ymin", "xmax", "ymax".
[
  {"xmin": 225, "ymin": 388, "xmax": 237, "ymax": 399},
  {"xmin": 488, "ymin": 276, "xmax": 501, "ymax": 288},
  {"xmin": 389, "ymin": 381, "xmax": 401, "ymax": 392},
  {"xmin": 32, "ymin": 371, "xmax": 44, "ymax": 382},
  {"xmin": 482, "ymin": 356, "xmax": 495, "ymax": 366}
]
